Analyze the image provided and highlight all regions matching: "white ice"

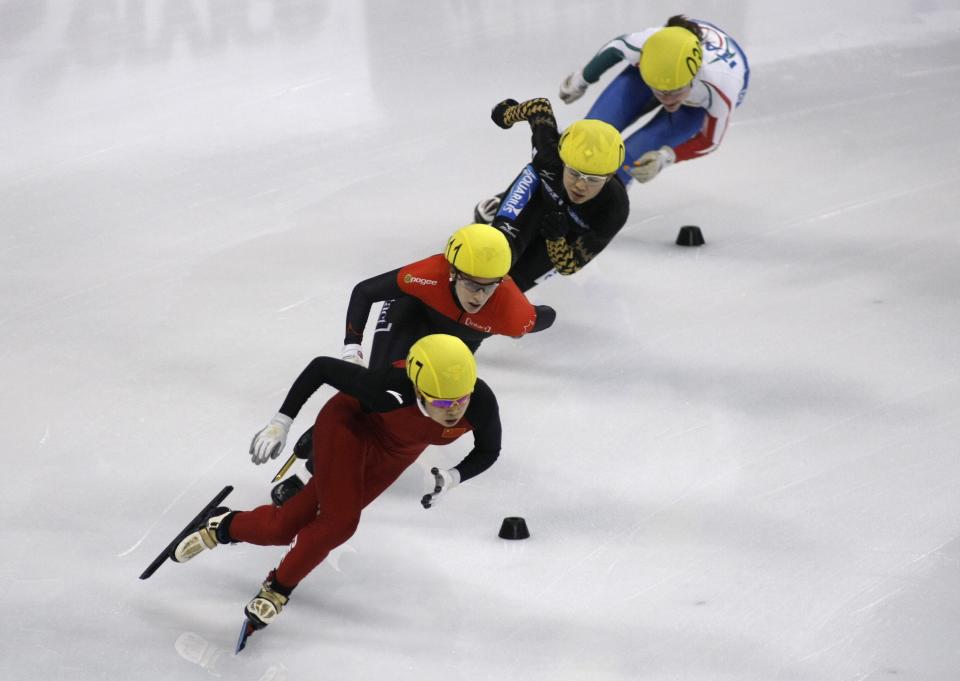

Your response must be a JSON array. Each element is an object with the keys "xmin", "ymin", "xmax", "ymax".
[{"xmin": 3, "ymin": 2, "xmax": 960, "ymax": 680}]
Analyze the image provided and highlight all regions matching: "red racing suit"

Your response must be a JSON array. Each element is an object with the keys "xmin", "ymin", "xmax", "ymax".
[{"xmin": 229, "ymin": 358, "xmax": 501, "ymax": 588}]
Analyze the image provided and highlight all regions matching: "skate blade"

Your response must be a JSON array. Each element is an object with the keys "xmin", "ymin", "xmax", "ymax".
[
  {"xmin": 235, "ymin": 618, "xmax": 257, "ymax": 654},
  {"xmin": 139, "ymin": 485, "xmax": 233, "ymax": 580},
  {"xmin": 271, "ymin": 452, "xmax": 298, "ymax": 483}
]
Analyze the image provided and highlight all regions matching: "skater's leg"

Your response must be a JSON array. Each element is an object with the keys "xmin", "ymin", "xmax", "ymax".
[
  {"xmin": 270, "ymin": 394, "xmax": 372, "ymax": 586},
  {"xmin": 229, "ymin": 476, "xmax": 321, "ymax": 547},
  {"xmin": 586, "ymin": 66, "xmax": 657, "ymax": 131},
  {"xmin": 617, "ymin": 106, "xmax": 706, "ymax": 184}
]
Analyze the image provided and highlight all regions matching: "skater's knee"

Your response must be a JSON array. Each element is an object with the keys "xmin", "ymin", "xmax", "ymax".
[
  {"xmin": 325, "ymin": 515, "xmax": 361, "ymax": 547},
  {"xmin": 263, "ymin": 512, "xmax": 307, "ymax": 545}
]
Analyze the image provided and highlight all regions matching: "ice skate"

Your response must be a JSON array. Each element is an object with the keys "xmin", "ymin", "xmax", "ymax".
[
  {"xmin": 236, "ymin": 572, "xmax": 291, "ymax": 653},
  {"xmin": 173, "ymin": 507, "xmax": 232, "ymax": 563},
  {"xmin": 271, "ymin": 474, "xmax": 305, "ymax": 506},
  {"xmin": 245, "ymin": 586, "xmax": 288, "ymax": 629},
  {"xmin": 139, "ymin": 485, "xmax": 233, "ymax": 580}
]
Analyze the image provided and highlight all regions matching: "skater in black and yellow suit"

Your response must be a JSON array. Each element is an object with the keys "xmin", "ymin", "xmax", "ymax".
[{"xmin": 473, "ymin": 97, "xmax": 630, "ymax": 291}]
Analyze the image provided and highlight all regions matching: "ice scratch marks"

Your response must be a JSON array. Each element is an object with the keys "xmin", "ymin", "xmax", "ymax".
[
  {"xmin": 117, "ymin": 455, "xmax": 227, "ymax": 557},
  {"xmin": 277, "ymin": 297, "xmax": 311, "ymax": 313},
  {"xmin": 117, "ymin": 486, "xmax": 191, "ymax": 557}
]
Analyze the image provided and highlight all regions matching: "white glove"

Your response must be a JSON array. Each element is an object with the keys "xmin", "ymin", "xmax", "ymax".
[
  {"xmin": 628, "ymin": 146, "xmax": 676, "ymax": 183},
  {"xmin": 249, "ymin": 413, "xmax": 293, "ymax": 465},
  {"xmin": 558, "ymin": 70, "xmax": 589, "ymax": 104},
  {"xmin": 420, "ymin": 467, "xmax": 460, "ymax": 508},
  {"xmin": 341, "ymin": 343, "xmax": 365, "ymax": 366}
]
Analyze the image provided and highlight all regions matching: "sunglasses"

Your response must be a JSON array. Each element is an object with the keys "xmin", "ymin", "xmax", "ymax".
[
  {"xmin": 421, "ymin": 393, "xmax": 471, "ymax": 409},
  {"xmin": 563, "ymin": 165, "xmax": 609, "ymax": 187},
  {"xmin": 455, "ymin": 271, "xmax": 502, "ymax": 294}
]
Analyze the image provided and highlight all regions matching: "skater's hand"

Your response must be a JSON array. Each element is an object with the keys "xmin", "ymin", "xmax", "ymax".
[
  {"xmin": 628, "ymin": 146, "xmax": 676, "ymax": 184},
  {"xmin": 249, "ymin": 413, "xmax": 293, "ymax": 465},
  {"xmin": 341, "ymin": 343, "xmax": 365, "ymax": 366},
  {"xmin": 540, "ymin": 208, "xmax": 569, "ymax": 240},
  {"xmin": 558, "ymin": 70, "xmax": 589, "ymax": 104},
  {"xmin": 491, "ymin": 99, "xmax": 520, "ymax": 129},
  {"xmin": 420, "ymin": 467, "xmax": 460, "ymax": 509}
]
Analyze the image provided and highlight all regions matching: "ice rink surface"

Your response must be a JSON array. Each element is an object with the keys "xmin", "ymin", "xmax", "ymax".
[{"xmin": 3, "ymin": 1, "xmax": 960, "ymax": 679}]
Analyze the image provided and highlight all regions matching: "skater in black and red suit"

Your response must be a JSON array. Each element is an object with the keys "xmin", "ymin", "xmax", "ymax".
[
  {"xmin": 270, "ymin": 223, "xmax": 553, "ymax": 503},
  {"xmin": 339, "ymin": 221, "xmax": 555, "ymax": 367},
  {"xmin": 173, "ymin": 334, "xmax": 500, "ymax": 635}
]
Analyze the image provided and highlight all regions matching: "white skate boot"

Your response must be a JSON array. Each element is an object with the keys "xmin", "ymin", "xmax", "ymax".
[{"xmin": 173, "ymin": 508, "xmax": 232, "ymax": 562}]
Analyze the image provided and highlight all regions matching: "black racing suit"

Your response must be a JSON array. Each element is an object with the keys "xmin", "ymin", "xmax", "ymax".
[{"xmin": 489, "ymin": 98, "xmax": 631, "ymax": 291}]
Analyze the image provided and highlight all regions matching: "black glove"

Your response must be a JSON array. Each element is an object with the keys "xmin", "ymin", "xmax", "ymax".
[
  {"xmin": 491, "ymin": 99, "xmax": 520, "ymax": 129},
  {"xmin": 540, "ymin": 208, "xmax": 570, "ymax": 240}
]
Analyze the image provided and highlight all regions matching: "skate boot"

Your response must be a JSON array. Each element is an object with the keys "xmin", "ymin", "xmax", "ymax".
[
  {"xmin": 293, "ymin": 427, "xmax": 313, "ymax": 462},
  {"xmin": 245, "ymin": 571, "xmax": 292, "ymax": 630},
  {"xmin": 270, "ymin": 475, "xmax": 305, "ymax": 506},
  {"xmin": 267, "ymin": 427, "xmax": 313, "ymax": 505},
  {"xmin": 473, "ymin": 192, "xmax": 504, "ymax": 224},
  {"xmin": 173, "ymin": 507, "xmax": 233, "ymax": 563}
]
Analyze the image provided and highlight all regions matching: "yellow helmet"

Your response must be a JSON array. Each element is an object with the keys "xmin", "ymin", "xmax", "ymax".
[
  {"xmin": 406, "ymin": 334, "xmax": 478, "ymax": 399},
  {"xmin": 445, "ymin": 224, "xmax": 511, "ymax": 279},
  {"xmin": 639, "ymin": 26, "xmax": 702, "ymax": 91},
  {"xmin": 558, "ymin": 119, "xmax": 625, "ymax": 176}
]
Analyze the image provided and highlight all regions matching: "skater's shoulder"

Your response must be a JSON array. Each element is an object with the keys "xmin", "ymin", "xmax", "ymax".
[
  {"xmin": 349, "ymin": 364, "xmax": 418, "ymax": 410},
  {"xmin": 468, "ymin": 378, "xmax": 499, "ymax": 411},
  {"xmin": 397, "ymin": 254, "xmax": 449, "ymax": 287}
]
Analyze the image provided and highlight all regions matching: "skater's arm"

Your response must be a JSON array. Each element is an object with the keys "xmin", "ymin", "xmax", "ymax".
[
  {"xmin": 495, "ymin": 282, "xmax": 555, "ymax": 335},
  {"xmin": 491, "ymin": 165, "xmax": 542, "ymax": 264},
  {"xmin": 531, "ymin": 304, "xmax": 556, "ymax": 332},
  {"xmin": 544, "ymin": 222, "xmax": 627, "ymax": 276},
  {"xmin": 671, "ymin": 82, "xmax": 734, "ymax": 161},
  {"xmin": 541, "ymin": 180, "xmax": 630, "ymax": 275},
  {"xmin": 580, "ymin": 31, "xmax": 653, "ymax": 82},
  {"xmin": 543, "ymin": 234, "xmax": 584, "ymax": 276},
  {"xmin": 491, "ymin": 97, "xmax": 556, "ymax": 131},
  {"xmin": 344, "ymin": 269, "xmax": 403, "ymax": 345},
  {"xmin": 489, "ymin": 97, "xmax": 560, "ymax": 164},
  {"xmin": 278, "ymin": 359, "xmax": 405, "ymax": 418},
  {"xmin": 453, "ymin": 381, "xmax": 502, "ymax": 482}
]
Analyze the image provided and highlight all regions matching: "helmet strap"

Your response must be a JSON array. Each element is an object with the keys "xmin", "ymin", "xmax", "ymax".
[{"xmin": 413, "ymin": 390, "xmax": 431, "ymax": 418}]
